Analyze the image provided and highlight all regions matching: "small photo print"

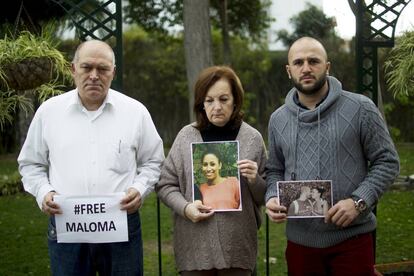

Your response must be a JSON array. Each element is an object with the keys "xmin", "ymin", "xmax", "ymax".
[
  {"xmin": 277, "ymin": 180, "xmax": 333, "ymax": 218},
  {"xmin": 191, "ymin": 141, "xmax": 242, "ymax": 212}
]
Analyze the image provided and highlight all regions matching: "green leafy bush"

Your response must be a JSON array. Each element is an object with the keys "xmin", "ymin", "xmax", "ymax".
[
  {"xmin": 0, "ymin": 24, "xmax": 72, "ymax": 130},
  {"xmin": 0, "ymin": 171, "xmax": 23, "ymax": 195}
]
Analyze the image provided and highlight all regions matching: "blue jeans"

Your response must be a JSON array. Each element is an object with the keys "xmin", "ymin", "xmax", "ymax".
[{"xmin": 48, "ymin": 212, "xmax": 143, "ymax": 276}]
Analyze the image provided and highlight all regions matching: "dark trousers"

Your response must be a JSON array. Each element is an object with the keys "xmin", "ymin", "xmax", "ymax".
[
  {"xmin": 181, "ymin": 268, "xmax": 251, "ymax": 276},
  {"xmin": 286, "ymin": 232, "xmax": 375, "ymax": 276},
  {"xmin": 47, "ymin": 212, "xmax": 143, "ymax": 276}
]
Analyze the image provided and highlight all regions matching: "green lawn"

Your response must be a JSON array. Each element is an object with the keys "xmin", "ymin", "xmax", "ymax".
[
  {"xmin": 1, "ymin": 190, "xmax": 413, "ymax": 275},
  {"xmin": 397, "ymin": 143, "xmax": 414, "ymax": 176},
  {"xmin": 0, "ymin": 154, "xmax": 18, "ymax": 175},
  {"xmin": 0, "ymin": 144, "xmax": 413, "ymax": 275}
]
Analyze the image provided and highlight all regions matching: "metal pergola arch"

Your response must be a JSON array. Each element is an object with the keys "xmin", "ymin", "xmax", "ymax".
[
  {"xmin": 50, "ymin": 0, "xmax": 123, "ymax": 90},
  {"xmin": 353, "ymin": 0, "xmax": 411, "ymax": 267},
  {"xmin": 355, "ymin": 0, "xmax": 411, "ymax": 104}
]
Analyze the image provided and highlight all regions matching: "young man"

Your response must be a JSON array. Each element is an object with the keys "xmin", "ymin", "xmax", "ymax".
[
  {"xmin": 18, "ymin": 40, "xmax": 164, "ymax": 275},
  {"xmin": 265, "ymin": 37, "xmax": 399, "ymax": 275},
  {"xmin": 287, "ymin": 185, "xmax": 312, "ymax": 216}
]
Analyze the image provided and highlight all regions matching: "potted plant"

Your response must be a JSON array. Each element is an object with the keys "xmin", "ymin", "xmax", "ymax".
[{"xmin": 0, "ymin": 24, "xmax": 72, "ymax": 129}]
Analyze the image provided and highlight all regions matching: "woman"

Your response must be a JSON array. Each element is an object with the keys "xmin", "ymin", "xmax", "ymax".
[
  {"xmin": 310, "ymin": 187, "xmax": 329, "ymax": 216},
  {"xmin": 199, "ymin": 150, "xmax": 240, "ymax": 210},
  {"xmin": 156, "ymin": 66, "xmax": 267, "ymax": 275}
]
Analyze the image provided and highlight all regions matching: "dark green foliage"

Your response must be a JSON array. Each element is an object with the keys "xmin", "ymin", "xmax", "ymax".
[
  {"xmin": 123, "ymin": 0, "xmax": 183, "ymax": 34},
  {"xmin": 381, "ymin": 31, "xmax": 414, "ymax": 142},
  {"xmin": 0, "ymin": 156, "xmax": 22, "ymax": 195},
  {"xmin": 210, "ymin": 30, "xmax": 289, "ymax": 136},
  {"xmin": 209, "ymin": 0, "xmax": 273, "ymax": 41},
  {"xmin": 0, "ymin": 171, "xmax": 23, "ymax": 195},
  {"xmin": 384, "ymin": 31, "xmax": 414, "ymax": 97},
  {"xmin": 122, "ymin": 27, "xmax": 188, "ymax": 146},
  {"xmin": 0, "ymin": 126, "xmax": 17, "ymax": 154},
  {"xmin": 394, "ymin": 143, "xmax": 414, "ymax": 176},
  {"xmin": 124, "ymin": 0, "xmax": 273, "ymax": 42},
  {"xmin": 277, "ymin": 3, "xmax": 337, "ymax": 47},
  {"xmin": 382, "ymin": 92, "xmax": 414, "ymax": 142}
]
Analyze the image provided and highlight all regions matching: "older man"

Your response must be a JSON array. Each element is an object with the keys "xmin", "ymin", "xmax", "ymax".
[{"xmin": 18, "ymin": 40, "xmax": 164, "ymax": 275}]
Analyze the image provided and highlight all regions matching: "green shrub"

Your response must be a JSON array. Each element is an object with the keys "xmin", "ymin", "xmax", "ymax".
[{"xmin": 0, "ymin": 171, "xmax": 23, "ymax": 195}]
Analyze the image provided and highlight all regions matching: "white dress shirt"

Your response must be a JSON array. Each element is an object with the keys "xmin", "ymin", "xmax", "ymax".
[{"xmin": 18, "ymin": 89, "xmax": 165, "ymax": 209}]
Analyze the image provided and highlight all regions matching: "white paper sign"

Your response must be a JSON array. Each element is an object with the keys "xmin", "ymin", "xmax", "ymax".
[{"xmin": 54, "ymin": 193, "xmax": 128, "ymax": 243}]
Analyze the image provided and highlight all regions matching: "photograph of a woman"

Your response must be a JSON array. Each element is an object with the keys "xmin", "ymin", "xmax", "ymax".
[
  {"xmin": 310, "ymin": 187, "xmax": 329, "ymax": 216},
  {"xmin": 192, "ymin": 141, "xmax": 241, "ymax": 211}
]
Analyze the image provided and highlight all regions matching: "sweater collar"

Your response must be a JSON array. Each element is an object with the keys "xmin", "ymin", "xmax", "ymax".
[
  {"xmin": 293, "ymin": 89, "xmax": 329, "ymax": 110},
  {"xmin": 285, "ymin": 76, "xmax": 342, "ymax": 123}
]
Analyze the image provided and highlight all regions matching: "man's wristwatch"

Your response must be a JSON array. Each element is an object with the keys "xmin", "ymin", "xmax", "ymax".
[{"xmin": 353, "ymin": 198, "xmax": 367, "ymax": 213}]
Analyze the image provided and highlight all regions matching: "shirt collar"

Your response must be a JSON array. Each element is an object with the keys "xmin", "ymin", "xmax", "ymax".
[{"xmin": 66, "ymin": 88, "xmax": 115, "ymax": 111}]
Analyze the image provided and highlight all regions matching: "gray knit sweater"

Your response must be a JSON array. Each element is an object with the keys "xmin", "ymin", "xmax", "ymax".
[
  {"xmin": 156, "ymin": 122, "xmax": 267, "ymax": 272},
  {"xmin": 265, "ymin": 76, "xmax": 399, "ymax": 248}
]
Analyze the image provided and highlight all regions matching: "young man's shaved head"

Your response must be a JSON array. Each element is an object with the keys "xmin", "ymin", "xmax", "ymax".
[{"xmin": 287, "ymin": 37, "xmax": 328, "ymax": 63}]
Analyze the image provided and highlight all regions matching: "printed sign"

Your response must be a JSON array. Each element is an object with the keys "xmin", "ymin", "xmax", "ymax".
[{"xmin": 54, "ymin": 193, "xmax": 128, "ymax": 243}]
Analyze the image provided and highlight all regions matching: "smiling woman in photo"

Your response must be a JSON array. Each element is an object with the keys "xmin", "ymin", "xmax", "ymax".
[
  {"xmin": 311, "ymin": 187, "xmax": 328, "ymax": 216},
  {"xmin": 198, "ymin": 149, "xmax": 240, "ymax": 210}
]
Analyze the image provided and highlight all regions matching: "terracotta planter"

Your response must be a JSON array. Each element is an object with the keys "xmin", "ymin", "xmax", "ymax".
[{"xmin": 1, "ymin": 56, "xmax": 53, "ymax": 91}]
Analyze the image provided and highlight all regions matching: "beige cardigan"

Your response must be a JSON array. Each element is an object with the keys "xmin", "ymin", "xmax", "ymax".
[{"xmin": 155, "ymin": 122, "xmax": 267, "ymax": 272}]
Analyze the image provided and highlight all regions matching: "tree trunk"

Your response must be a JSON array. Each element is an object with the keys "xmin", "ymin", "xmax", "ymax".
[
  {"xmin": 218, "ymin": 0, "xmax": 231, "ymax": 64},
  {"xmin": 183, "ymin": 0, "xmax": 214, "ymax": 122}
]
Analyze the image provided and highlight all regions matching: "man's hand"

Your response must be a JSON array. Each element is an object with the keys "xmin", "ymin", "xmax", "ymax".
[
  {"xmin": 266, "ymin": 197, "xmax": 287, "ymax": 223},
  {"xmin": 184, "ymin": 200, "xmax": 214, "ymax": 223},
  {"xmin": 325, "ymin": 198, "xmax": 359, "ymax": 227},
  {"xmin": 121, "ymin": 188, "xmax": 142, "ymax": 214},
  {"xmin": 42, "ymin": 191, "xmax": 61, "ymax": 215}
]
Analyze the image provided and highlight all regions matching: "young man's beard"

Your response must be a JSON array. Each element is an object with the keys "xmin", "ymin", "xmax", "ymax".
[{"xmin": 293, "ymin": 74, "xmax": 327, "ymax": 95}]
